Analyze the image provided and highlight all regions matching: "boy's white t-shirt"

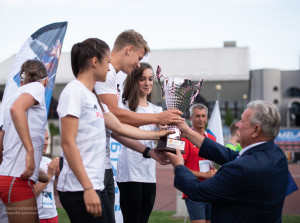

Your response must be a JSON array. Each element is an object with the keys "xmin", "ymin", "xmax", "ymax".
[
  {"xmin": 94, "ymin": 64, "xmax": 126, "ymax": 169},
  {"xmin": 36, "ymin": 156, "xmax": 57, "ymax": 219},
  {"xmin": 116, "ymin": 102, "xmax": 162, "ymax": 183},
  {"xmin": 0, "ymin": 82, "xmax": 47, "ymax": 183},
  {"xmin": 95, "ymin": 63, "xmax": 118, "ymax": 96},
  {"xmin": 57, "ymin": 80, "xmax": 109, "ymax": 191}
]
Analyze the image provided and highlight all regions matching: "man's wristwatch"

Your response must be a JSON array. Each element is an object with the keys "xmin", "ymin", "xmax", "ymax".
[{"xmin": 143, "ymin": 147, "xmax": 151, "ymax": 159}]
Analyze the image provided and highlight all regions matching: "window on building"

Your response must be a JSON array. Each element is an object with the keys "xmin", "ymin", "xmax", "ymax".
[
  {"xmin": 208, "ymin": 101, "xmax": 242, "ymax": 120},
  {"xmin": 274, "ymin": 99, "xmax": 278, "ymax": 104},
  {"xmin": 273, "ymin": 86, "xmax": 278, "ymax": 91},
  {"xmin": 0, "ymin": 90, "xmax": 4, "ymax": 101},
  {"xmin": 227, "ymin": 101, "xmax": 235, "ymax": 109},
  {"xmin": 290, "ymin": 102, "xmax": 300, "ymax": 127},
  {"xmin": 283, "ymin": 87, "xmax": 300, "ymax": 97}
]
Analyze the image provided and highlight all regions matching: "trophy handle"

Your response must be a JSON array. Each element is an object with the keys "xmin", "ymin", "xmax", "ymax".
[
  {"xmin": 156, "ymin": 65, "xmax": 167, "ymax": 97},
  {"xmin": 190, "ymin": 79, "xmax": 204, "ymax": 105}
]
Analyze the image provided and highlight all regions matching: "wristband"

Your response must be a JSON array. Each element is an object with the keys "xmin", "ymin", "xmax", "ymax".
[{"xmin": 143, "ymin": 147, "xmax": 152, "ymax": 159}]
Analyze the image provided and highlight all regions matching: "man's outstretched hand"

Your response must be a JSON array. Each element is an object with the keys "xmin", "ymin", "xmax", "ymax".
[
  {"xmin": 149, "ymin": 149, "xmax": 171, "ymax": 165},
  {"xmin": 165, "ymin": 149, "xmax": 184, "ymax": 167}
]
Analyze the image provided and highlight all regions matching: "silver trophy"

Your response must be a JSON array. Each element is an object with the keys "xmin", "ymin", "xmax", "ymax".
[{"xmin": 156, "ymin": 65, "xmax": 203, "ymax": 153}]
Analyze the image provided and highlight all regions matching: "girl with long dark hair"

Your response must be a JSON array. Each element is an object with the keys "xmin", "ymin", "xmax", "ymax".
[{"xmin": 116, "ymin": 62, "xmax": 162, "ymax": 223}]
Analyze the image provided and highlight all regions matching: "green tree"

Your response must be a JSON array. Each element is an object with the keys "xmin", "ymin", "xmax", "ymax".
[
  {"xmin": 224, "ymin": 109, "xmax": 234, "ymax": 127},
  {"xmin": 49, "ymin": 122, "xmax": 60, "ymax": 155}
]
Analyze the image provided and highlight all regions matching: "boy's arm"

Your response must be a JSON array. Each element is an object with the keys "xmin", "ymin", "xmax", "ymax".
[{"xmin": 99, "ymin": 94, "xmax": 183, "ymax": 127}]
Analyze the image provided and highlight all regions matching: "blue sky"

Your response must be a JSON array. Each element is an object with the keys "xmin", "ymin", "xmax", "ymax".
[{"xmin": 0, "ymin": 0, "xmax": 300, "ymax": 70}]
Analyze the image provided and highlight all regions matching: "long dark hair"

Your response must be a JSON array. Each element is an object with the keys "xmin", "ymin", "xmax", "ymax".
[
  {"xmin": 71, "ymin": 38, "xmax": 110, "ymax": 77},
  {"xmin": 71, "ymin": 38, "xmax": 110, "ymax": 112},
  {"xmin": 122, "ymin": 62, "xmax": 153, "ymax": 111}
]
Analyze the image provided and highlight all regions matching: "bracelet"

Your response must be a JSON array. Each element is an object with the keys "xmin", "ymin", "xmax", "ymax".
[
  {"xmin": 143, "ymin": 147, "xmax": 152, "ymax": 159},
  {"xmin": 84, "ymin": 186, "xmax": 93, "ymax": 191}
]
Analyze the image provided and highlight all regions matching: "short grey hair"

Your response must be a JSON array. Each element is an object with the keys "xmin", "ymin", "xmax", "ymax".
[
  {"xmin": 189, "ymin": 103, "xmax": 208, "ymax": 117},
  {"xmin": 247, "ymin": 100, "xmax": 281, "ymax": 139}
]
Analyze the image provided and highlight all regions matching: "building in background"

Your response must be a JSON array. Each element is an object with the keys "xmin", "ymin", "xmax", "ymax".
[
  {"xmin": 250, "ymin": 69, "xmax": 300, "ymax": 127},
  {"xmin": 147, "ymin": 41, "xmax": 250, "ymax": 120},
  {"xmin": 0, "ymin": 41, "xmax": 250, "ymax": 120},
  {"xmin": 250, "ymin": 69, "xmax": 300, "ymax": 161}
]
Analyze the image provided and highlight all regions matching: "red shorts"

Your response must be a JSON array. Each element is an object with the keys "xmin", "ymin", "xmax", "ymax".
[
  {"xmin": 40, "ymin": 215, "xmax": 58, "ymax": 223},
  {"xmin": 0, "ymin": 176, "xmax": 35, "ymax": 204}
]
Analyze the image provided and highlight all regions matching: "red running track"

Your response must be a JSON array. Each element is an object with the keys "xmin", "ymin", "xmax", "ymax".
[{"xmin": 55, "ymin": 163, "xmax": 300, "ymax": 215}]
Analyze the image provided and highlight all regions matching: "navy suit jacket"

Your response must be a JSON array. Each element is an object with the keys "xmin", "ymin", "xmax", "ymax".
[{"xmin": 174, "ymin": 138, "xmax": 288, "ymax": 223}]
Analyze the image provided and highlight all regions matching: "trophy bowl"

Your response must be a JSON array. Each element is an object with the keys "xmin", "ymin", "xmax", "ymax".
[{"xmin": 155, "ymin": 65, "xmax": 203, "ymax": 153}]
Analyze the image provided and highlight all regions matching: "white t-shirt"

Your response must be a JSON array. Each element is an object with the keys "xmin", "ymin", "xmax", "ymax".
[
  {"xmin": 95, "ymin": 64, "xmax": 118, "ymax": 96},
  {"xmin": 116, "ymin": 102, "xmax": 162, "ymax": 183},
  {"xmin": 36, "ymin": 156, "xmax": 57, "ymax": 219},
  {"xmin": 94, "ymin": 64, "xmax": 127, "ymax": 169},
  {"xmin": 0, "ymin": 82, "xmax": 47, "ymax": 183},
  {"xmin": 57, "ymin": 80, "xmax": 109, "ymax": 191}
]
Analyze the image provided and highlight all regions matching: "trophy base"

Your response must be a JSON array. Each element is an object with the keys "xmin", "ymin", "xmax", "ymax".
[{"xmin": 156, "ymin": 136, "xmax": 186, "ymax": 154}]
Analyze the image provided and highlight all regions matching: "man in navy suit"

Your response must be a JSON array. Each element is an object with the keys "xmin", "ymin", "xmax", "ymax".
[{"xmin": 167, "ymin": 100, "xmax": 288, "ymax": 223}]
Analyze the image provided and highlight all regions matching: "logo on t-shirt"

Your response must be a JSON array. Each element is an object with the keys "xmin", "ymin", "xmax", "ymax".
[
  {"xmin": 96, "ymin": 112, "xmax": 103, "ymax": 118},
  {"xmin": 94, "ymin": 105, "xmax": 97, "ymax": 109}
]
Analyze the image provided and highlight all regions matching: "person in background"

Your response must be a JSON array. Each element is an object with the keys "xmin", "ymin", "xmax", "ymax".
[
  {"xmin": 225, "ymin": 121, "xmax": 242, "ymax": 152},
  {"xmin": 95, "ymin": 29, "xmax": 183, "ymax": 214},
  {"xmin": 57, "ymin": 38, "xmax": 171, "ymax": 223},
  {"xmin": 182, "ymin": 103, "xmax": 217, "ymax": 223},
  {"xmin": 0, "ymin": 60, "xmax": 48, "ymax": 223},
  {"xmin": 167, "ymin": 100, "xmax": 288, "ymax": 223},
  {"xmin": 34, "ymin": 131, "xmax": 60, "ymax": 223}
]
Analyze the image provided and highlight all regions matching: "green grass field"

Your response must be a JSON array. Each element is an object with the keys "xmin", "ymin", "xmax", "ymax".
[{"xmin": 57, "ymin": 208, "xmax": 300, "ymax": 223}]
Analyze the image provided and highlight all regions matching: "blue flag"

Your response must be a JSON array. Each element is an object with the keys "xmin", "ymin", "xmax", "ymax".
[{"xmin": 0, "ymin": 22, "xmax": 68, "ymax": 125}]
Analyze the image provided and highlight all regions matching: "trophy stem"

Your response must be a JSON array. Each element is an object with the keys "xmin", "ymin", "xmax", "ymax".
[
  {"xmin": 166, "ymin": 124, "xmax": 181, "ymax": 140},
  {"xmin": 156, "ymin": 124, "xmax": 186, "ymax": 154}
]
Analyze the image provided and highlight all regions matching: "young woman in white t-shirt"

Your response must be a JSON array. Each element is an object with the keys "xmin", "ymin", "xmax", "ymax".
[
  {"xmin": 0, "ymin": 59, "xmax": 48, "ymax": 223},
  {"xmin": 57, "ymin": 38, "xmax": 171, "ymax": 223},
  {"xmin": 116, "ymin": 62, "xmax": 162, "ymax": 223}
]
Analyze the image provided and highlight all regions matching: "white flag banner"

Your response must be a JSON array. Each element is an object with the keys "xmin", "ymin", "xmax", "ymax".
[
  {"xmin": 207, "ymin": 101, "xmax": 224, "ymax": 145},
  {"xmin": 0, "ymin": 22, "xmax": 68, "ymax": 126}
]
